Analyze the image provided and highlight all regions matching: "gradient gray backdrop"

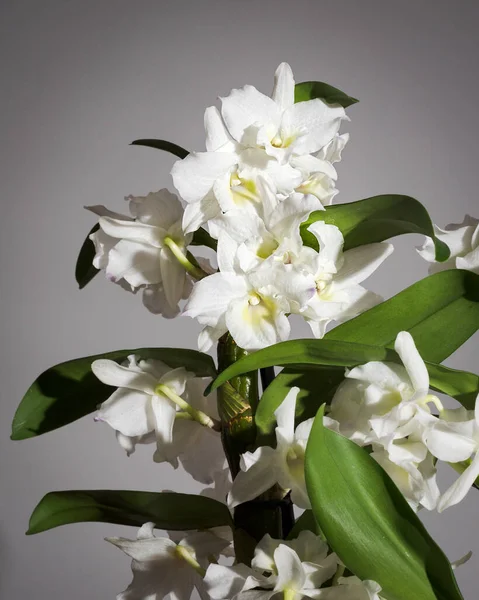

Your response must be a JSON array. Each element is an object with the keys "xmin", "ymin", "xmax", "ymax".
[{"xmin": 1, "ymin": 1, "xmax": 478, "ymax": 598}]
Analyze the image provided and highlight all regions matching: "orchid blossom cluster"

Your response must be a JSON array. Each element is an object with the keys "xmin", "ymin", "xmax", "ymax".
[{"xmin": 14, "ymin": 62, "xmax": 479, "ymax": 600}]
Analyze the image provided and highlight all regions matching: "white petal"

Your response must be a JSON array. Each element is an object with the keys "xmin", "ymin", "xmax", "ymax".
[
  {"xmin": 106, "ymin": 239, "xmax": 162, "ymax": 287},
  {"xmin": 439, "ymin": 451, "xmax": 479, "ymax": 512},
  {"xmin": 205, "ymin": 106, "xmax": 234, "ymax": 152},
  {"xmin": 107, "ymin": 533, "xmax": 175, "ymax": 562},
  {"xmin": 97, "ymin": 388, "xmax": 153, "ymax": 437},
  {"xmin": 159, "ymin": 248, "xmax": 187, "ymax": 309},
  {"xmin": 204, "ymin": 563, "xmax": 267, "ymax": 600},
  {"xmin": 179, "ymin": 425, "xmax": 224, "ymax": 484},
  {"xmin": 198, "ymin": 324, "xmax": 228, "ymax": 352},
  {"xmin": 85, "ymin": 204, "xmax": 132, "ymax": 220},
  {"xmin": 171, "ymin": 152, "xmax": 237, "ymax": 204},
  {"xmin": 282, "ymin": 100, "xmax": 346, "ymax": 155},
  {"xmin": 274, "ymin": 387, "xmax": 300, "ymax": 444},
  {"xmin": 151, "ymin": 395, "xmax": 178, "ymax": 465},
  {"xmin": 142, "ymin": 283, "xmax": 181, "ymax": 318},
  {"xmin": 92, "ymin": 358, "xmax": 157, "ymax": 393},
  {"xmin": 425, "ymin": 421, "xmax": 477, "ymax": 462},
  {"xmin": 307, "ymin": 222, "xmax": 344, "ymax": 268},
  {"xmin": 335, "ymin": 243, "xmax": 393, "ymax": 288},
  {"xmin": 99, "ymin": 217, "xmax": 163, "ymax": 246},
  {"xmin": 394, "ymin": 332, "xmax": 429, "ymax": 393},
  {"xmin": 226, "ymin": 296, "xmax": 290, "ymax": 352},
  {"xmin": 274, "ymin": 545, "xmax": 306, "ymax": 592},
  {"xmin": 182, "ymin": 193, "xmax": 222, "ymax": 235},
  {"xmin": 221, "ymin": 85, "xmax": 281, "ymax": 144},
  {"xmin": 272, "ymin": 63, "xmax": 295, "ymax": 112},
  {"xmin": 346, "ymin": 361, "xmax": 406, "ymax": 390},
  {"xmin": 228, "ymin": 446, "xmax": 278, "ymax": 507},
  {"xmin": 184, "ymin": 273, "xmax": 247, "ymax": 326},
  {"xmin": 128, "ymin": 189, "xmax": 183, "ymax": 230}
]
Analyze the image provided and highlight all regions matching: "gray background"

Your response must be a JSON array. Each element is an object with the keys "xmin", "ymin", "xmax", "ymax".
[{"xmin": 1, "ymin": 0, "xmax": 478, "ymax": 598}]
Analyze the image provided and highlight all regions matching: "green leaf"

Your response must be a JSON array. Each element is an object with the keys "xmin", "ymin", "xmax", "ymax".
[
  {"xmin": 130, "ymin": 138, "xmax": 189, "ymax": 159},
  {"xmin": 191, "ymin": 227, "xmax": 218, "ymax": 251},
  {"xmin": 305, "ymin": 406, "xmax": 464, "ymax": 600},
  {"xmin": 209, "ymin": 339, "xmax": 396, "ymax": 393},
  {"xmin": 301, "ymin": 195, "xmax": 450, "ymax": 262},
  {"xmin": 287, "ymin": 509, "xmax": 319, "ymax": 540},
  {"xmin": 327, "ymin": 269, "xmax": 479, "ymax": 363},
  {"xmin": 294, "ymin": 81, "xmax": 358, "ymax": 107},
  {"xmin": 255, "ymin": 368, "xmax": 344, "ymax": 442},
  {"xmin": 427, "ymin": 362, "xmax": 479, "ymax": 410},
  {"xmin": 27, "ymin": 490, "xmax": 232, "ymax": 535},
  {"xmin": 11, "ymin": 348, "xmax": 216, "ymax": 441},
  {"xmin": 75, "ymin": 224, "xmax": 100, "ymax": 289}
]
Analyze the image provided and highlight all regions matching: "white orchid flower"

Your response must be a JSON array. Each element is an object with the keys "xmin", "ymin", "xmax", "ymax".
[
  {"xmin": 228, "ymin": 387, "xmax": 313, "ymax": 508},
  {"xmin": 326, "ymin": 331, "xmax": 444, "ymax": 510},
  {"xmin": 171, "ymin": 63, "xmax": 347, "ymax": 234},
  {"xmin": 295, "ymin": 222, "xmax": 392, "ymax": 338},
  {"xmin": 107, "ymin": 523, "xmax": 229, "ymax": 600},
  {"xmin": 88, "ymin": 190, "xmax": 195, "ymax": 317},
  {"xmin": 92, "ymin": 355, "xmax": 222, "ymax": 483},
  {"xmin": 184, "ymin": 252, "xmax": 315, "ymax": 352},
  {"xmin": 423, "ymin": 394, "xmax": 479, "ymax": 511},
  {"xmin": 418, "ymin": 215, "xmax": 479, "ymax": 274},
  {"xmin": 204, "ymin": 531, "xmax": 339, "ymax": 600},
  {"xmin": 316, "ymin": 576, "xmax": 384, "ymax": 599},
  {"xmin": 213, "ymin": 177, "xmax": 323, "ymax": 273}
]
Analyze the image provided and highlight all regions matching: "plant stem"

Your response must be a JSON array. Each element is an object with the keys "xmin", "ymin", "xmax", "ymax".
[
  {"xmin": 156, "ymin": 384, "xmax": 221, "ymax": 431},
  {"xmin": 175, "ymin": 545, "xmax": 206, "ymax": 576},
  {"xmin": 163, "ymin": 236, "xmax": 207, "ymax": 280},
  {"xmin": 260, "ymin": 366, "xmax": 276, "ymax": 392}
]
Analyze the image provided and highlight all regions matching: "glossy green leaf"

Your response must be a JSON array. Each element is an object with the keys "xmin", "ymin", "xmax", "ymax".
[
  {"xmin": 12, "ymin": 348, "xmax": 216, "ymax": 440},
  {"xmin": 255, "ymin": 368, "xmax": 344, "ymax": 442},
  {"xmin": 130, "ymin": 138, "xmax": 189, "ymax": 159},
  {"xmin": 327, "ymin": 270, "xmax": 479, "ymax": 363},
  {"xmin": 294, "ymin": 81, "xmax": 358, "ymax": 107},
  {"xmin": 427, "ymin": 362, "xmax": 479, "ymax": 410},
  {"xmin": 209, "ymin": 339, "xmax": 396, "ymax": 393},
  {"xmin": 301, "ymin": 195, "xmax": 450, "ymax": 261},
  {"xmin": 27, "ymin": 490, "xmax": 232, "ymax": 535},
  {"xmin": 190, "ymin": 226, "xmax": 218, "ymax": 251},
  {"xmin": 75, "ymin": 224, "xmax": 100, "ymax": 289},
  {"xmin": 287, "ymin": 509, "xmax": 319, "ymax": 540},
  {"xmin": 305, "ymin": 406, "xmax": 464, "ymax": 600}
]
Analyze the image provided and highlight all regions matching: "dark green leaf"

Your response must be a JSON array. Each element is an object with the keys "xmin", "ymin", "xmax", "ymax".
[
  {"xmin": 301, "ymin": 195, "xmax": 450, "ymax": 261},
  {"xmin": 130, "ymin": 139, "xmax": 189, "ymax": 159},
  {"xmin": 27, "ymin": 490, "xmax": 232, "ymax": 535},
  {"xmin": 287, "ymin": 510, "xmax": 319, "ymax": 540},
  {"xmin": 305, "ymin": 406, "xmax": 464, "ymax": 600},
  {"xmin": 255, "ymin": 368, "xmax": 344, "ymax": 443},
  {"xmin": 294, "ymin": 81, "xmax": 358, "ymax": 107},
  {"xmin": 75, "ymin": 224, "xmax": 100, "ymax": 289},
  {"xmin": 209, "ymin": 339, "xmax": 396, "ymax": 393},
  {"xmin": 11, "ymin": 348, "xmax": 216, "ymax": 440},
  {"xmin": 427, "ymin": 362, "xmax": 479, "ymax": 410},
  {"xmin": 327, "ymin": 270, "xmax": 479, "ymax": 363},
  {"xmin": 191, "ymin": 227, "xmax": 217, "ymax": 251}
]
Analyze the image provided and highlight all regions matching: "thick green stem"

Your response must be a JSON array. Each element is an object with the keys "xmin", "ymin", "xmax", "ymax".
[{"xmin": 216, "ymin": 334, "xmax": 295, "ymax": 565}]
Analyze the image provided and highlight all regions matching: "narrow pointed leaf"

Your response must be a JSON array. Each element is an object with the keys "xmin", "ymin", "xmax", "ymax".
[
  {"xmin": 305, "ymin": 406, "xmax": 464, "ymax": 600},
  {"xmin": 130, "ymin": 138, "xmax": 189, "ymax": 159},
  {"xmin": 301, "ymin": 195, "xmax": 450, "ymax": 261},
  {"xmin": 75, "ymin": 224, "xmax": 100, "ymax": 289},
  {"xmin": 327, "ymin": 270, "xmax": 479, "ymax": 363},
  {"xmin": 255, "ymin": 368, "xmax": 344, "ymax": 443},
  {"xmin": 294, "ymin": 81, "xmax": 358, "ymax": 107},
  {"xmin": 427, "ymin": 362, "xmax": 479, "ymax": 410},
  {"xmin": 191, "ymin": 226, "xmax": 217, "ymax": 251},
  {"xmin": 11, "ymin": 348, "xmax": 216, "ymax": 440},
  {"xmin": 209, "ymin": 339, "xmax": 397, "ymax": 393},
  {"xmin": 27, "ymin": 490, "xmax": 232, "ymax": 535}
]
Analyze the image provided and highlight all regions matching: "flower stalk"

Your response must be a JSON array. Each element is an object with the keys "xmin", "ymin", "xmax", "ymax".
[
  {"xmin": 156, "ymin": 384, "xmax": 220, "ymax": 431},
  {"xmin": 163, "ymin": 236, "xmax": 207, "ymax": 280}
]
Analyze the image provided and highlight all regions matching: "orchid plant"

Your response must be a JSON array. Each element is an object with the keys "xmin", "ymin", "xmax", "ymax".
[{"xmin": 11, "ymin": 63, "xmax": 479, "ymax": 600}]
